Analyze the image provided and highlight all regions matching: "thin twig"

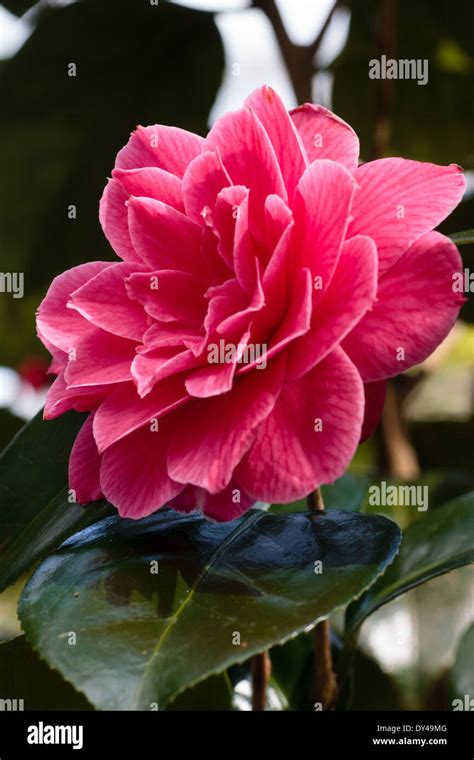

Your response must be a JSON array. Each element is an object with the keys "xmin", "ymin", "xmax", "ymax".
[
  {"xmin": 313, "ymin": 619, "xmax": 338, "ymax": 710},
  {"xmin": 307, "ymin": 488, "xmax": 338, "ymax": 710},
  {"xmin": 306, "ymin": 487, "xmax": 325, "ymax": 512},
  {"xmin": 381, "ymin": 381, "xmax": 420, "ymax": 480},
  {"xmin": 252, "ymin": 0, "xmax": 340, "ymax": 103},
  {"xmin": 370, "ymin": 0, "xmax": 398, "ymax": 160},
  {"xmin": 251, "ymin": 650, "xmax": 272, "ymax": 710}
]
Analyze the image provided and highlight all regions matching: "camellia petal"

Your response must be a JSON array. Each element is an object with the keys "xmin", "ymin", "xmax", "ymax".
[
  {"xmin": 182, "ymin": 149, "xmax": 231, "ymax": 223},
  {"xmin": 348, "ymin": 158, "xmax": 466, "ymax": 274},
  {"xmin": 170, "ymin": 481, "xmax": 254, "ymax": 522},
  {"xmin": 64, "ymin": 328, "xmax": 137, "ymax": 388},
  {"xmin": 206, "ymin": 105, "xmax": 287, "ymax": 244},
  {"xmin": 342, "ymin": 231, "xmax": 465, "ymax": 381},
  {"xmin": 360, "ymin": 380, "xmax": 387, "ymax": 442},
  {"xmin": 68, "ymin": 414, "xmax": 103, "ymax": 503},
  {"xmin": 115, "ymin": 124, "xmax": 204, "ymax": 176},
  {"xmin": 99, "ymin": 168, "xmax": 185, "ymax": 264},
  {"xmin": 43, "ymin": 373, "xmax": 110, "ymax": 420},
  {"xmin": 291, "ymin": 159, "xmax": 357, "ymax": 298},
  {"xmin": 93, "ymin": 378, "xmax": 189, "ymax": 453},
  {"xmin": 127, "ymin": 196, "xmax": 204, "ymax": 274},
  {"xmin": 236, "ymin": 348, "xmax": 364, "ymax": 503},
  {"xmin": 68, "ymin": 261, "xmax": 149, "ymax": 342},
  {"xmin": 286, "ymin": 234, "xmax": 378, "ymax": 379},
  {"xmin": 37, "ymin": 262, "xmax": 112, "ymax": 352},
  {"xmin": 167, "ymin": 355, "xmax": 286, "ymax": 494},
  {"xmin": 100, "ymin": 420, "xmax": 183, "ymax": 519},
  {"xmin": 244, "ymin": 85, "xmax": 308, "ymax": 201},
  {"xmin": 290, "ymin": 103, "xmax": 360, "ymax": 171}
]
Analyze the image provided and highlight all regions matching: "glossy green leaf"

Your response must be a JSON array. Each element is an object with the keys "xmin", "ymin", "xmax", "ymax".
[
  {"xmin": 19, "ymin": 508, "xmax": 401, "ymax": 710},
  {"xmin": 0, "ymin": 410, "xmax": 114, "ymax": 592},
  {"xmin": 346, "ymin": 493, "xmax": 474, "ymax": 634},
  {"xmin": 0, "ymin": 635, "xmax": 93, "ymax": 710},
  {"xmin": 448, "ymin": 624, "xmax": 474, "ymax": 706},
  {"xmin": 449, "ymin": 229, "xmax": 474, "ymax": 246}
]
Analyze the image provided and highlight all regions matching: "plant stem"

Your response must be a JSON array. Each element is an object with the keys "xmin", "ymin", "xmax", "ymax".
[
  {"xmin": 251, "ymin": 650, "xmax": 272, "ymax": 710},
  {"xmin": 307, "ymin": 487, "xmax": 338, "ymax": 710},
  {"xmin": 370, "ymin": 0, "xmax": 399, "ymax": 160},
  {"xmin": 306, "ymin": 487, "xmax": 325, "ymax": 512}
]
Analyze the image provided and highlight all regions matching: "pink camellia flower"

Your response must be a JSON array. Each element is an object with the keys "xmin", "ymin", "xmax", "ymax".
[{"xmin": 37, "ymin": 86, "xmax": 465, "ymax": 521}]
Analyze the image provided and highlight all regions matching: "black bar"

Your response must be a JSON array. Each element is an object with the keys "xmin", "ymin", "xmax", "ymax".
[{"xmin": 0, "ymin": 711, "xmax": 472, "ymax": 757}]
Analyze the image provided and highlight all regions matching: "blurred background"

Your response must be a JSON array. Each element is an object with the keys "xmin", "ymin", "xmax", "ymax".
[{"xmin": 0, "ymin": 0, "xmax": 472, "ymax": 709}]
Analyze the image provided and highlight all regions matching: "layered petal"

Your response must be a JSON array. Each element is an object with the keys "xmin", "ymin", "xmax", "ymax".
[
  {"xmin": 69, "ymin": 261, "xmax": 149, "ymax": 341},
  {"xmin": 291, "ymin": 159, "xmax": 357, "ymax": 297},
  {"xmin": 37, "ymin": 262, "xmax": 112, "ymax": 352},
  {"xmin": 167, "ymin": 354, "xmax": 286, "ymax": 493},
  {"xmin": 64, "ymin": 328, "xmax": 136, "ymax": 387},
  {"xmin": 286, "ymin": 235, "xmax": 378, "ymax": 379},
  {"xmin": 231, "ymin": 189, "xmax": 261, "ymax": 291},
  {"xmin": 236, "ymin": 348, "xmax": 364, "ymax": 502},
  {"xmin": 245, "ymin": 85, "xmax": 307, "ymax": 200},
  {"xmin": 183, "ymin": 149, "xmax": 231, "ymax": 223},
  {"xmin": 264, "ymin": 193, "xmax": 293, "ymax": 251},
  {"xmin": 127, "ymin": 196, "xmax": 204, "ymax": 274},
  {"xmin": 290, "ymin": 103, "xmax": 359, "ymax": 171},
  {"xmin": 170, "ymin": 481, "xmax": 254, "ymax": 522},
  {"xmin": 126, "ymin": 269, "xmax": 206, "ymax": 326},
  {"xmin": 211, "ymin": 185, "xmax": 249, "ymax": 269},
  {"xmin": 184, "ymin": 359, "xmax": 236, "ymax": 399},
  {"xmin": 93, "ymin": 378, "xmax": 188, "ymax": 453},
  {"xmin": 206, "ymin": 106, "xmax": 287, "ymax": 244},
  {"xmin": 68, "ymin": 414, "xmax": 103, "ymax": 503},
  {"xmin": 348, "ymin": 159, "xmax": 465, "ymax": 274},
  {"xmin": 132, "ymin": 346, "xmax": 200, "ymax": 398},
  {"xmin": 342, "ymin": 231, "xmax": 465, "ymax": 381},
  {"xmin": 115, "ymin": 125, "xmax": 204, "ymax": 177},
  {"xmin": 246, "ymin": 265, "xmax": 312, "ymax": 370},
  {"xmin": 44, "ymin": 372, "xmax": 110, "ymax": 420},
  {"xmin": 99, "ymin": 167, "xmax": 185, "ymax": 264},
  {"xmin": 100, "ymin": 420, "xmax": 183, "ymax": 519},
  {"xmin": 360, "ymin": 380, "xmax": 386, "ymax": 442},
  {"xmin": 99, "ymin": 178, "xmax": 141, "ymax": 263},
  {"xmin": 113, "ymin": 167, "xmax": 184, "ymax": 211},
  {"xmin": 185, "ymin": 327, "xmax": 253, "ymax": 399}
]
